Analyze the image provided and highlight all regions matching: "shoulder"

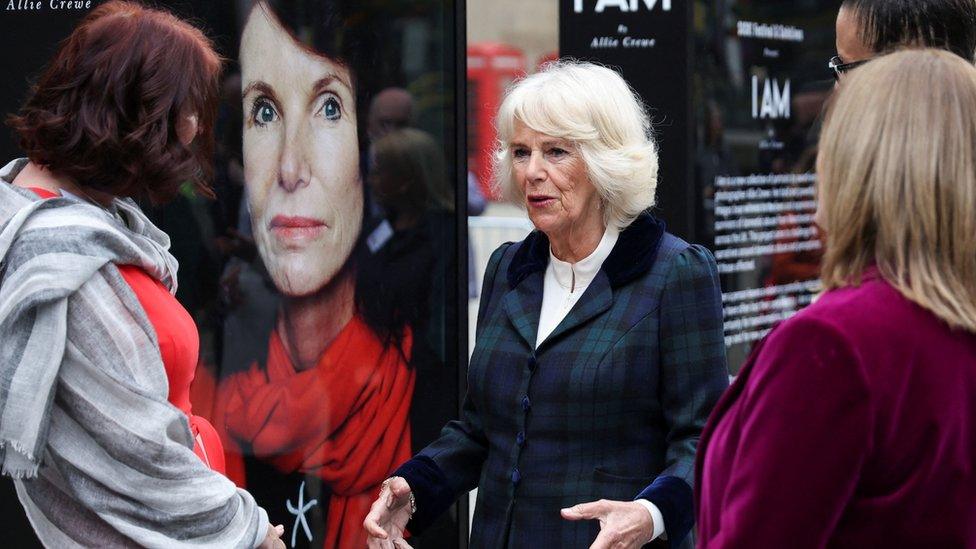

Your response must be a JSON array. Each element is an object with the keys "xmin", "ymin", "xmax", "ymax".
[
  {"xmin": 744, "ymin": 282, "xmax": 905, "ymax": 397},
  {"xmin": 785, "ymin": 276, "xmax": 946, "ymax": 355},
  {"xmin": 659, "ymin": 235, "xmax": 719, "ymax": 281},
  {"xmin": 484, "ymin": 240, "xmax": 519, "ymax": 288},
  {"xmin": 633, "ymin": 232, "xmax": 720, "ymax": 297}
]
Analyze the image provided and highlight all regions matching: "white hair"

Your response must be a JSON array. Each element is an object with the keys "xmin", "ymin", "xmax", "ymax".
[{"xmin": 492, "ymin": 60, "xmax": 659, "ymax": 229}]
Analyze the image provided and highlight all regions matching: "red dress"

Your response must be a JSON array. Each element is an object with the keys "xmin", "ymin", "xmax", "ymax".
[{"xmin": 30, "ymin": 187, "xmax": 225, "ymax": 473}]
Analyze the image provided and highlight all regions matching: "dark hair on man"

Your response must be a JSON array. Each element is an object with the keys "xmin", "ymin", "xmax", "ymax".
[
  {"xmin": 842, "ymin": 0, "xmax": 976, "ymax": 62},
  {"xmin": 8, "ymin": 1, "xmax": 222, "ymax": 203}
]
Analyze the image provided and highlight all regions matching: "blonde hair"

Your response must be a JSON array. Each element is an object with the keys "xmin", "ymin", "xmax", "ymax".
[
  {"xmin": 818, "ymin": 48, "xmax": 976, "ymax": 331},
  {"xmin": 492, "ymin": 60, "xmax": 658, "ymax": 229}
]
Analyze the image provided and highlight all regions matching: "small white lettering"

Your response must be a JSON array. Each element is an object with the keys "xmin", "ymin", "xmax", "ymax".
[
  {"xmin": 50, "ymin": 0, "xmax": 90, "ymax": 8},
  {"xmin": 737, "ymin": 20, "xmax": 805, "ymax": 42},
  {"xmin": 591, "ymin": 36, "xmax": 621, "ymax": 48},
  {"xmin": 622, "ymin": 36, "xmax": 656, "ymax": 48}
]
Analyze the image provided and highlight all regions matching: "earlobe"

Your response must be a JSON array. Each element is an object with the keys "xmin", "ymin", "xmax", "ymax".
[{"xmin": 178, "ymin": 113, "xmax": 200, "ymax": 146}]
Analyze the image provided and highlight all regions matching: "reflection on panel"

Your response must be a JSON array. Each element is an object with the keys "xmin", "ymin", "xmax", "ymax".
[
  {"xmin": 694, "ymin": 1, "xmax": 840, "ymax": 372},
  {"xmin": 0, "ymin": 1, "xmax": 460, "ymax": 548}
]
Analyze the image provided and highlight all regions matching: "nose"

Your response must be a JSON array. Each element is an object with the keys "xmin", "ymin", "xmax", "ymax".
[
  {"xmin": 278, "ymin": 120, "xmax": 312, "ymax": 192},
  {"xmin": 525, "ymin": 150, "xmax": 546, "ymax": 184}
]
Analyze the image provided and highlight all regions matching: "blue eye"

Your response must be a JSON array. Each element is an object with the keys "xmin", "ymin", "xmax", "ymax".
[
  {"xmin": 320, "ymin": 96, "xmax": 341, "ymax": 121},
  {"xmin": 251, "ymin": 98, "xmax": 278, "ymax": 126},
  {"xmin": 512, "ymin": 148, "xmax": 530, "ymax": 159}
]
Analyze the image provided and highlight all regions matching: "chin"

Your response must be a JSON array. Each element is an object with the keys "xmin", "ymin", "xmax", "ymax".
[
  {"xmin": 527, "ymin": 215, "xmax": 561, "ymax": 237},
  {"xmin": 266, "ymin": 257, "xmax": 340, "ymax": 299}
]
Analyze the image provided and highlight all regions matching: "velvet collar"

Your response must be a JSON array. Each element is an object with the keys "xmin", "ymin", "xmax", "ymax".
[{"xmin": 507, "ymin": 212, "xmax": 666, "ymax": 290}]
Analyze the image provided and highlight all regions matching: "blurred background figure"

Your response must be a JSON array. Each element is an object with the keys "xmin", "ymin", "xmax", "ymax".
[
  {"xmin": 367, "ymin": 128, "xmax": 457, "ymax": 364},
  {"xmin": 368, "ymin": 88, "xmax": 415, "ymax": 142}
]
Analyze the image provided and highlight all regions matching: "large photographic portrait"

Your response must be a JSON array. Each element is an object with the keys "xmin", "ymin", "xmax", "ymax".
[{"xmin": 0, "ymin": 1, "xmax": 460, "ymax": 548}]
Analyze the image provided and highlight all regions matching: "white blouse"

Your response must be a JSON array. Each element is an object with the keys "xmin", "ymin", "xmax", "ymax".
[{"xmin": 535, "ymin": 225, "xmax": 619, "ymax": 348}]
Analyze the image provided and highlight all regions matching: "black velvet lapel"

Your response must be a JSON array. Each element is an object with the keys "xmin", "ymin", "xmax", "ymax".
[{"xmin": 506, "ymin": 212, "xmax": 666, "ymax": 290}]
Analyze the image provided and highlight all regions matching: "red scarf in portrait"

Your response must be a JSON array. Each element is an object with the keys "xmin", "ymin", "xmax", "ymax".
[{"xmin": 218, "ymin": 315, "xmax": 414, "ymax": 549}]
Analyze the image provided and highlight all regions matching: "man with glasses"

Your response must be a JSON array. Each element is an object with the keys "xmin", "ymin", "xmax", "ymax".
[{"xmin": 830, "ymin": 0, "xmax": 976, "ymax": 81}]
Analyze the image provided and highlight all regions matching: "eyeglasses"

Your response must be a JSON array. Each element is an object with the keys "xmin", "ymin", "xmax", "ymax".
[{"xmin": 828, "ymin": 55, "xmax": 869, "ymax": 81}]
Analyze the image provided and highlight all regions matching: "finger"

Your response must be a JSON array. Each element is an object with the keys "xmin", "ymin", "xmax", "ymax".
[
  {"xmin": 560, "ymin": 500, "xmax": 605, "ymax": 521},
  {"xmin": 393, "ymin": 538, "xmax": 414, "ymax": 549},
  {"xmin": 364, "ymin": 516, "xmax": 389, "ymax": 539},
  {"xmin": 274, "ymin": 525, "xmax": 284, "ymax": 536}
]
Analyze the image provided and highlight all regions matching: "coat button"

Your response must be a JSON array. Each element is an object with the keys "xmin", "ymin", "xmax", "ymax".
[
  {"xmin": 516, "ymin": 431, "xmax": 525, "ymax": 447},
  {"xmin": 521, "ymin": 396, "xmax": 531, "ymax": 411},
  {"xmin": 511, "ymin": 468, "xmax": 521, "ymax": 485},
  {"xmin": 527, "ymin": 355, "xmax": 537, "ymax": 371}
]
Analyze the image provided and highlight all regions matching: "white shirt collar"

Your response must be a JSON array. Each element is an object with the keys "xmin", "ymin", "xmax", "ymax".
[{"xmin": 548, "ymin": 225, "xmax": 620, "ymax": 293}]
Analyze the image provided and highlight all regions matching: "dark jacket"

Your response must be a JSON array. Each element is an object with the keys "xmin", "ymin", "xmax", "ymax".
[
  {"xmin": 696, "ymin": 269, "xmax": 976, "ymax": 548},
  {"xmin": 398, "ymin": 214, "xmax": 729, "ymax": 548}
]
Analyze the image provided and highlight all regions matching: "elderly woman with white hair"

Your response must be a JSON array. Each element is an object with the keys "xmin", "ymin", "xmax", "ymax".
[{"xmin": 364, "ymin": 61, "xmax": 728, "ymax": 549}]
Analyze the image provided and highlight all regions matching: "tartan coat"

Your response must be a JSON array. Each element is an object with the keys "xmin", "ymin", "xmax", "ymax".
[{"xmin": 397, "ymin": 214, "xmax": 728, "ymax": 548}]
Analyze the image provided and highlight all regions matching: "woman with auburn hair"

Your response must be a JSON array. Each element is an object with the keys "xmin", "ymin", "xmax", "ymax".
[
  {"xmin": 0, "ymin": 2, "xmax": 282, "ymax": 547},
  {"xmin": 697, "ymin": 48, "xmax": 976, "ymax": 548}
]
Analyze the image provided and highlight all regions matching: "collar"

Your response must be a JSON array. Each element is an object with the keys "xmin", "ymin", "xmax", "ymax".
[
  {"xmin": 548, "ymin": 225, "xmax": 619, "ymax": 292},
  {"xmin": 508, "ymin": 212, "xmax": 666, "ymax": 289}
]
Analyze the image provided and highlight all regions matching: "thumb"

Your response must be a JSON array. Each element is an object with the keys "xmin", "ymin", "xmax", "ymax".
[{"xmin": 561, "ymin": 500, "xmax": 604, "ymax": 521}]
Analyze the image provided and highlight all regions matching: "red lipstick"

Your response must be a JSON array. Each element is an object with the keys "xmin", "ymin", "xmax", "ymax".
[{"xmin": 269, "ymin": 215, "xmax": 327, "ymax": 241}]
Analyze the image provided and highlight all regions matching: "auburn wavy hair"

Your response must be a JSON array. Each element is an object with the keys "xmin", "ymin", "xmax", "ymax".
[{"xmin": 7, "ymin": 1, "xmax": 222, "ymax": 203}]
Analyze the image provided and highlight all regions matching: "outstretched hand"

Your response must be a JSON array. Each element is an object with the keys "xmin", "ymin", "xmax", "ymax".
[
  {"xmin": 364, "ymin": 477, "xmax": 415, "ymax": 549},
  {"xmin": 561, "ymin": 499, "xmax": 653, "ymax": 549}
]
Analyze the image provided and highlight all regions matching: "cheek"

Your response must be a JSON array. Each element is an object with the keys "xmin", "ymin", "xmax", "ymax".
[
  {"xmin": 242, "ymin": 131, "xmax": 279, "ymax": 216},
  {"xmin": 512, "ymin": 163, "xmax": 527, "ymax": 190},
  {"xmin": 309, "ymin": 134, "xmax": 363, "ymax": 232}
]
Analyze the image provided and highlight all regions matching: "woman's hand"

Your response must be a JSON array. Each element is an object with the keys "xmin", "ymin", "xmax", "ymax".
[
  {"xmin": 363, "ymin": 477, "xmax": 415, "ymax": 549},
  {"xmin": 257, "ymin": 524, "xmax": 285, "ymax": 549},
  {"xmin": 561, "ymin": 499, "xmax": 654, "ymax": 549}
]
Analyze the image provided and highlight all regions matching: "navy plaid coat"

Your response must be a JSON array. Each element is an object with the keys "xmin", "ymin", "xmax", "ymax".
[{"xmin": 397, "ymin": 214, "xmax": 728, "ymax": 548}]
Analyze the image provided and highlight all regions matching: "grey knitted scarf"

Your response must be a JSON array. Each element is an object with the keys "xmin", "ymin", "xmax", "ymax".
[{"xmin": 0, "ymin": 158, "xmax": 267, "ymax": 548}]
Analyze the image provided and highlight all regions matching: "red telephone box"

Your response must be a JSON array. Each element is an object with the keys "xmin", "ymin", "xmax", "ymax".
[{"xmin": 467, "ymin": 42, "xmax": 526, "ymax": 200}]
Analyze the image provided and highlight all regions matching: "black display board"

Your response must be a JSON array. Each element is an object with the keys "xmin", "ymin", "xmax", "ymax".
[
  {"xmin": 561, "ymin": 0, "xmax": 842, "ymax": 373},
  {"xmin": 560, "ymin": 0, "xmax": 695, "ymax": 239},
  {"xmin": 0, "ymin": 1, "xmax": 465, "ymax": 547}
]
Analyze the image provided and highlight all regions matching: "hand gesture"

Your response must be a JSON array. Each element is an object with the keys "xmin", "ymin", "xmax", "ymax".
[
  {"xmin": 561, "ymin": 499, "xmax": 653, "ymax": 549},
  {"xmin": 364, "ymin": 477, "xmax": 415, "ymax": 549}
]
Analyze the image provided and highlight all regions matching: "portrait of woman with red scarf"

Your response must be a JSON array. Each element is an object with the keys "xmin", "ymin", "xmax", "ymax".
[{"xmin": 211, "ymin": 1, "xmax": 456, "ymax": 548}]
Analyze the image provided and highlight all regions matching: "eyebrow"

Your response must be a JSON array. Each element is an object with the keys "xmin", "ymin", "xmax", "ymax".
[
  {"xmin": 312, "ymin": 73, "xmax": 352, "ymax": 94},
  {"xmin": 242, "ymin": 80, "xmax": 277, "ymax": 102},
  {"xmin": 509, "ymin": 139, "xmax": 571, "ymax": 149}
]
